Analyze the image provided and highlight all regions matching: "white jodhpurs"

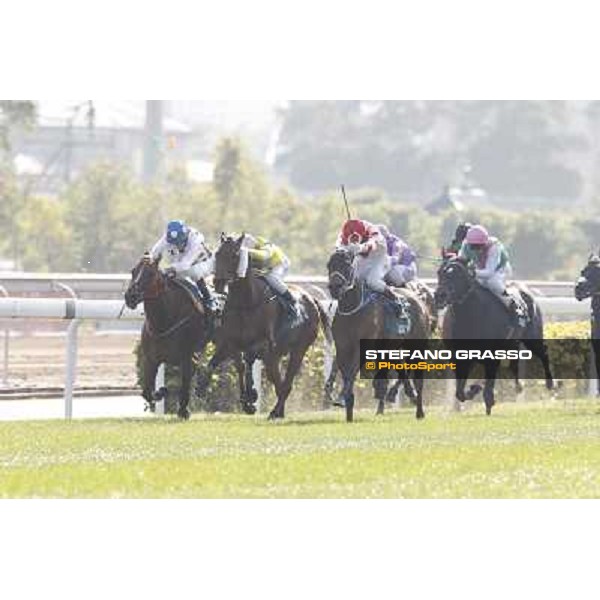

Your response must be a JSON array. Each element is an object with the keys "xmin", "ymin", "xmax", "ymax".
[
  {"xmin": 477, "ymin": 268, "xmax": 509, "ymax": 296},
  {"xmin": 181, "ymin": 256, "xmax": 215, "ymax": 281},
  {"xmin": 355, "ymin": 247, "xmax": 390, "ymax": 293},
  {"xmin": 386, "ymin": 262, "xmax": 417, "ymax": 286},
  {"xmin": 263, "ymin": 259, "xmax": 290, "ymax": 295}
]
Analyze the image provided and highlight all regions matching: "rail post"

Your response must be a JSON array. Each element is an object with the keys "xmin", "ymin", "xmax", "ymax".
[
  {"xmin": 64, "ymin": 319, "xmax": 80, "ymax": 419},
  {"xmin": 53, "ymin": 282, "xmax": 79, "ymax": 419},
  {"xmin": 0, "ymin": 285, "xmax": 9, "ymax": 387}
]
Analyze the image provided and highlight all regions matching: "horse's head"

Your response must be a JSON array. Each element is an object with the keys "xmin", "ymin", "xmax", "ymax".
[
  {"xmin": 435, "ymin": 257, "xmax": 474, "ymax": 309},
  {"xmin": 575, "ymin": 253, "xmax": 600, "ymax": 301},
  {"xmin": 124, "ymin": 252, "xmax": 165, "ymax": 309},
  {"xmin": 327, "ymin": 246, "xmax": 356, "ymax": 300},
  {"xmin": 214, "ymin": 232, "xmax": 245, "ymax": 294}
]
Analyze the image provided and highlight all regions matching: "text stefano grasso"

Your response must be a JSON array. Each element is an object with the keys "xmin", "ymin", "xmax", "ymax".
[{"xmin": 363, "ymin": 349, "xmax": 533, "ymax": 361}]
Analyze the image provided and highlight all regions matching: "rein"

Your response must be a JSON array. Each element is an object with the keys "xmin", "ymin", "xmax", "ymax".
[{"xmin": 145, "ymin": 313, "xmax": 195, "ymax": 339}]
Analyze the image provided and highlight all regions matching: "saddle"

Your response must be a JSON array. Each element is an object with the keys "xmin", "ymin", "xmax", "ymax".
[
  {"xmin": 170, "ymin": 278, "xmax": 206, "ymax": 314},
  {"xmin": 481, "ymin": 283, "xmax": 529, "ymax": 327},
  {"xmin": 338, "ymin": 284, "xmax": 411, "ymax": 336}
]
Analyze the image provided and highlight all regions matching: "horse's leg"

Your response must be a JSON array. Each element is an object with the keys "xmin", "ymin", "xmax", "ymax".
[
  {"xmin": 244, "ymin": 354, "xmax": 258, "ymax": 405},
  {"xmin": 177, "ymin": 353, "xmax": 192, "ymax": 420},
  {"xmin": 337, "ymin": 351, "xmax": 359, "ymax": 423},
  {"xmin": 142, "ymin": 356, "xmax": 160, "ymax": 412},
  {"xmin": 594, "ymin": 338, "xmax": 600, "ymax": 396},
  {"xmin": 270, "ymin": 345, "xmax": 310, "ymax": 420},
  {"xmin": 373, "ymin": 370, "xmax": 388, "ymax": 415},
  {"xmin": 263, "ymin": 356, "xmax": 285, "ymax": 420},
  {"xmin": 523, "ymin": 338, "xmax": 555, "ymax": 390},
  {"xmin": 509, "ymin": 359, "xmax": 524, "ymax": 394},
  {"xmin": 455, "ymin": 361, "xmax": 482, "ymax": 402},
  {"xmin": 195, "ymin": 341, "xmax": 233, "ymax": 396},
  {"xmin": 483, "ymin": 361, "xmax": 498, "ymax": 416},
  {"xmin": 413, "ymin": 372, "xmax": 425, "ymax": 420},
  {"xmin": 324, "ymin": 356, "xmax": 338, "ymax": 406}
]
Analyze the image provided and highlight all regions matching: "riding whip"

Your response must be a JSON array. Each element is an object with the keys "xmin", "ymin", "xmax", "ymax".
[{"xmin": 340, "ymin": 185, "xmax": 352, "ymax": 220}]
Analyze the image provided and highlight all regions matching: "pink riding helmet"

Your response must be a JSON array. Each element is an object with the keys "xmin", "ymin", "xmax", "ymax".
[{"xmin": 465, "ymin": 225, "xmax": 490, "ymax": 245}]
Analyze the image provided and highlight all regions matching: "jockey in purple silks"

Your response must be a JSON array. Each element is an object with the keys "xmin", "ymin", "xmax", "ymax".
[{"xmin": 377, "ymin": 224, "xmax": 418, "ymax": 287}]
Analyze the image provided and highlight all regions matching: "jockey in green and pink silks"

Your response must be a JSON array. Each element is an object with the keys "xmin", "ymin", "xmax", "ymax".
[{"xmin": 458, "ymin": 224, "xmax": 511, "ymax": 297}]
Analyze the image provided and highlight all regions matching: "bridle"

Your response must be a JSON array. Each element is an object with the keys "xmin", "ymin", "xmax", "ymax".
[
  {"xmin": 438, "ymin": 260, "xmax": 476, "ymax": 306},
  {"xmin": 127, "ymin": 258, "xmax": 196, "ymax": 339}
]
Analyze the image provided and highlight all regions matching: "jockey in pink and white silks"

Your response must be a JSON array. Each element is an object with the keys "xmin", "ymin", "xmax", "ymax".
[
  {"xmin": 378, "ymin": 224, "xmax": 417, "ymax": 287},
  {"xmin": 149, "ymin": 220, "xmax": 217, "ymax": 312}
]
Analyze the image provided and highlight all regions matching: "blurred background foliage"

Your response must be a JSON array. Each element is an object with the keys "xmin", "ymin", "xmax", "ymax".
[{"xmin": 0, "ymin": 134, "xmax": 595, "ymax": 280}]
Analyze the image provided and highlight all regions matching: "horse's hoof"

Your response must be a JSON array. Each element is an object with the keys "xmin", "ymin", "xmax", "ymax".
[
  {"xmin": 241, "ymin": 402, "xmax": 257, "ymax": 415},
  {"xmin": 177, "ymin": 407, "xmax": 191, "ymax": 420},
  {"xmin": 515, "ymin": 383, "xmax": 524, "ymax": 394},
  {"xmin": 416, "ymin": 410, "xmax": 425, "ymax": 420},
  {"xmin": 268, "ymin": 411, "xmax": 283, "ymax": 421}
]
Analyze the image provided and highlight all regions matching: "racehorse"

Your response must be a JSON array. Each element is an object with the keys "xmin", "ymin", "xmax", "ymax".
[
  {"xmin": 327, "ymin": 246, "xmax": 431, "ymax": 423},
  {"xmin": 575, "ymin": 253, "xmax": 600, "ymax": 395},
  {"xmin": 197, "ymin": 234, "xmax": 331, "ymax": 420},
  {"xmin": 124, "ymin": 253, "xmax": 211, "ymax": 419},
  {"xmin": 435, "ymin": 257, "xmax": 555, "ymax": 415}
]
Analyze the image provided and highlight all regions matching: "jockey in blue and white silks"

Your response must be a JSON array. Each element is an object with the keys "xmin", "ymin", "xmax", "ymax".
[{"xmin": 149, "ymin": 220, "xmax": 217, "ymax": 311}]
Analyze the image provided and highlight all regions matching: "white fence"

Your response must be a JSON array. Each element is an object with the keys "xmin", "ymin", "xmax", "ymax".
[{"xmin": 0, "ymin": 273, "xmax": 595, "ymax": 419}]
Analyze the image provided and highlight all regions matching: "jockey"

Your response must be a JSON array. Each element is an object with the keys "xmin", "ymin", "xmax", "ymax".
[
  {"xmin": 378, "ymin": 224, "xmax": 417, "ymax": 287},
  {"xmin": 149, "ymin": 220, "xmax": 217, "ymax": 312},
  {"xmin": 337, "ymin": 219, "xmax": 408, "ymax": 320},
  {"xmin": 458, "ymin": 224, "xmax": 525, "ymax": 325},
  {"xmin": 236, "ymin": 233, "xmax": 301, "ymax": 323},
  {"xmin": 444, "ymin": 222, "xmax": 472, "ymax": 258}
]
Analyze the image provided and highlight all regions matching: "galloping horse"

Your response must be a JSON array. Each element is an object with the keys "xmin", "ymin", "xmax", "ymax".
[
  {"xmin": 575, "ymin": 253, "xmax": 600, "ymax": 395},
  {"xmin": 197, "ymin": 234, "xmax": 331, "ymax": 420},
  {"xmin": 327, "ymin": 247, "xmax": 431, "ymax": 423},
  {"xmin": 124, "ymin": 253, "xmax": 212, "ymax": 419},
  {"xmin": 435, "ymin": 257, "xmax": 554, "ymax": 414}
]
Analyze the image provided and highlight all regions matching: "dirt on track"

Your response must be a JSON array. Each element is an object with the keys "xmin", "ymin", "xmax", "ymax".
[{"xmin": 3, "ymin": 331, "xmax": 139, "ymax": 390}]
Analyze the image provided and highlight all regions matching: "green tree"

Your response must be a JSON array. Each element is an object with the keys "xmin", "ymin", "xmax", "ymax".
[
  {"xmin": 17, "ymin": 196, "xmax": 71, "ymax": 271},
  {"xmin": 0, "ymin": 101, "xmax": 36, "ymax": 156}
]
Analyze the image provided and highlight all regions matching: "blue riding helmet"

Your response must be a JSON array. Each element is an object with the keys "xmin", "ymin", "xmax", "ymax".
[{"xmin": 166, "ymin": 220, "xmax": 189, "ymax": 250}]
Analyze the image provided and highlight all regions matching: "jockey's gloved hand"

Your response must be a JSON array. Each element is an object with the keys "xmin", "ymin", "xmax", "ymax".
[{"xmin": 165, "ymin": 267, "xmax": 177, "ymax": 279}]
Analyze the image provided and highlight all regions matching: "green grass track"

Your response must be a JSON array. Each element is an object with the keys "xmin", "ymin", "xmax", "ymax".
[{"xmin": 1, "ymin": 399, "xmax": 600, "ymax": 498}]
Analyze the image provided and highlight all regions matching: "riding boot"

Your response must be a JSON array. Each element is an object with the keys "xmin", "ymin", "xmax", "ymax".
[
  {"xmin": 281, "ymin": 289, "xmax": 302, "ymax": 325},
  {"xmin": 501, "ymin": 292, "xmax": 527, "ymax": 328},
  {"xmin": 196, "ymin": 279, "xmax": 217, "ymax": 313},
  {"xmin": 382, "ymin": 286, "xmax": 410, "ymax": 332}
]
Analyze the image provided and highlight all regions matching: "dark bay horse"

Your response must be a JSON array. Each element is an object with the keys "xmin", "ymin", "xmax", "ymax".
[
  {"xmin": 124, "ymin": 253, "xmax": 212, "ymax": 420},
  {"xmin": 435, "ymin": 257, "xmax": 554, "ymax": 414},
  {"xmin": 327, "ymin": 247, "xmax": 431, "ymax": 423},
  {"xmin": 575, "ymin": 253, "xmax": 600, "ymax": 395},
  {"xmin": 198, "ymin": 234, "xmax": 331, "ymax": 420}
]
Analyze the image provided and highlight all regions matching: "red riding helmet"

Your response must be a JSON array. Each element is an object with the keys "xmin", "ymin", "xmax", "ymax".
[{"xmin": 341, "ymin": 219, "xmax": 369, "ymax": 244}]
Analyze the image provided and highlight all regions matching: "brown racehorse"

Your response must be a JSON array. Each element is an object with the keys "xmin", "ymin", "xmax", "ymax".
[
  {"xmin": 327, "ymin": 246, "xmax": 431, "ymax": 423},
  {"xmin": 124, "ymin": 253, "xmax": 213, "ymax": 420},
  {"xmin": 198, "ymin": 234, "xmax": 331, "ymax": 420}
]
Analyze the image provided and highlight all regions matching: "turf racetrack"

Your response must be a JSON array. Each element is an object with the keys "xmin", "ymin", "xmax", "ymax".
[{"xmin": 1, "ymin": 400, "xmax": 599, "ymax": 498}]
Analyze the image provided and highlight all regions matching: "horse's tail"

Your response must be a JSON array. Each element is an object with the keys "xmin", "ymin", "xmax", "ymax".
[{"xmin": 516, "ymin": 283, "xmax": 544, "ymax": 338}]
